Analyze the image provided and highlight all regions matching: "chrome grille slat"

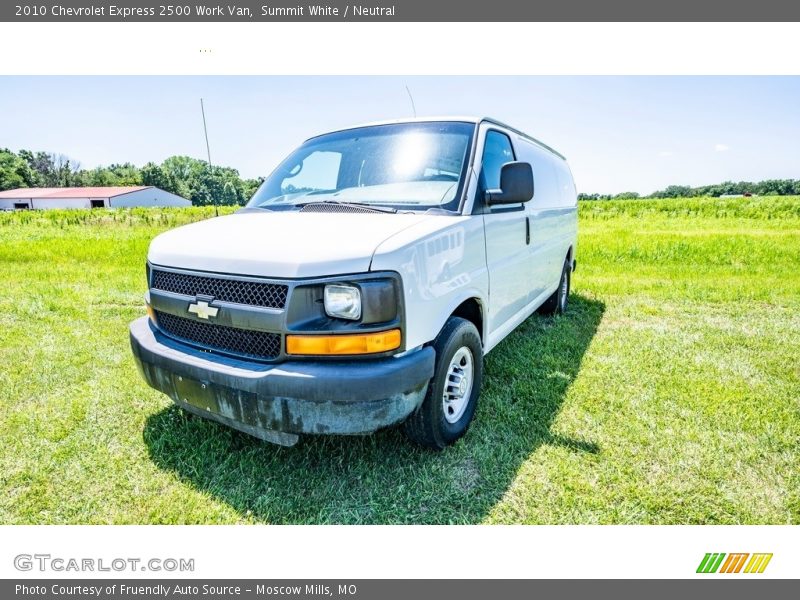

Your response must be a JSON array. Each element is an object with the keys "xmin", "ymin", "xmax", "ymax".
[
  {"xmin": 155, "ymin": 311, "xmax": 281, "ymax": 361},
  {"xmin": 151, "ymin": 269, "xmax": 288, "ymax": 309}
]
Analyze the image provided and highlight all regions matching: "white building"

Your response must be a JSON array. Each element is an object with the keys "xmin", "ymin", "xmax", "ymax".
[{"xmin": 0, "ymin": 186, "xmax": 191, "ymax": 210}]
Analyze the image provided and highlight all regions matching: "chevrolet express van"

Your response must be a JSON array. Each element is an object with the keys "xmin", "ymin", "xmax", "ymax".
[{"xmin": 130, "ymin": 117, "xmax": 578, "ymax": 449}]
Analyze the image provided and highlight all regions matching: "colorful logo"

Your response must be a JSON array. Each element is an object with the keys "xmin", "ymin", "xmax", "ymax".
[{"xmin": 697, "ymin": 553, "xmax": 773, "ymax": 574}]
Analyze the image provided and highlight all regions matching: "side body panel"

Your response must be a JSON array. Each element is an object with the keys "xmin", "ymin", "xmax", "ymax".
[
  {"xmin": 514, "ymin": 136, "xmax": 578, "ymax": 304},
  {"xmin": 479, "ymin": 123, "xmax": 578, "ymax": 353},
  {"xmin": 475, "ymin": 124, "xmax": 534, "ymax": 335},
  {"xmin": 370, "ymin": 215, "xmax": 490, "ymax": 352}
]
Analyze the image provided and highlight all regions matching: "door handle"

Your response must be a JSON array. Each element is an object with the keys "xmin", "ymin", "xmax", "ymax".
[{"xmin": 525, "ymin": 216, "xmax": 530, "ymax": 245}]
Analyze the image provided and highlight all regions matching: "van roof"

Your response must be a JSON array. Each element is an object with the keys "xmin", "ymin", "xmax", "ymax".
[{"xmin": 307, "ymin": 116, "xmax": 567, "ymax": 161}]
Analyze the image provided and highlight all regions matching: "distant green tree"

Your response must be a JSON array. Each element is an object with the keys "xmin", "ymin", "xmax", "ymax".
[
  {"xmin": 2, "ymin": 148, "xmax": 271, "ymax": 205},
  {"xmin": 18, "ymin": 150, "xmax": 54, "ymax": 186},
  {"xmin": 161, "ymin": 155, "xmax": 203, "ymax": 200},
  {"xmin": 221, "ymin": 180, "xmax": 238, "ymax": 205},
  {"xmin": 652, "ymin": 185, "xmax": 693, "ymax": 199},
  {"xmin": 106, "ymin": 163, "xmax": 143, "ymax": 185},
  {"xmin": 79, "ymin": 167, "xmax": 120, "ymax": 187},
  {"xmin": 17, "ymin": 150, "xmax": 81, "ymax": 187},
  {"xmin": 0, "ymin": 149, "xmax": 37, "ymax": 190},
  {"xmin": 645, "ymin": 179, "xmax": 800, "ymax": 198},
  {"xmin": 243, "ymin": 177, "xmax": 263, "ymax": 200},
  {"xmin": 141, "ymin": 162, "xmax": 182, "ymax": 196}
]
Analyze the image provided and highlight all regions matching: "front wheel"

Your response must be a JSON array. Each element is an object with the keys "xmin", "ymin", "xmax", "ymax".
[{"xmin": 403, "ymin": 317, "xmax": 483, "ymax": 450}]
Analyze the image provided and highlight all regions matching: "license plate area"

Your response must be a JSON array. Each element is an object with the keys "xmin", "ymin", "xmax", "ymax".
[{"xmin": 173, "ymin": 374, "xmax": 217, "ymax": 413}]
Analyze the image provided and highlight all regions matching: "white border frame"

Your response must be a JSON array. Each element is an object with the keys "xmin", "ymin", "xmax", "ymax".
[
  {"xmin": 0, "ymin": 23, "xmax": 799, "ymax": 75},
  {"xmin": 0, "ymin": 20, "xmax": 797, "ymax": 581}
]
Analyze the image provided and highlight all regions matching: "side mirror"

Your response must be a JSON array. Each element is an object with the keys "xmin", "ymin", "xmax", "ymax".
[{"xmin": 485, "ymin": 162, "xmax": 534, "ymax": 205}]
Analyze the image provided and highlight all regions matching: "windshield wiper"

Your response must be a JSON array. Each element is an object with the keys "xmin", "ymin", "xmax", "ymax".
[{"xmin": 296, "ymin": 200, "xmax": 397, "ymax": 214}]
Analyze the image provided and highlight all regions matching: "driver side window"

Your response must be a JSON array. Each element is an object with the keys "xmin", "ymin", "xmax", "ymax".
[{"xmin": 480, "ymin": 130, "xmax": 515, "ymax": 191}]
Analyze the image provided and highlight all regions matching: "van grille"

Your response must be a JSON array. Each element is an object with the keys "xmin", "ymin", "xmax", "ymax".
[
  {"xmin": 151, "ymin": 269, "xmax": 288, "ymax": 309},
  {"xmin": 155, "ymin": 311, "xmax": 281, "ymax": 361}
]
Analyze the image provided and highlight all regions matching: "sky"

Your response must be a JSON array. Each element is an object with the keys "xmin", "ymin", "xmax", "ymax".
[{"xmin": 1, "ymin": 76, "xmax": 798, "ymax": 195}]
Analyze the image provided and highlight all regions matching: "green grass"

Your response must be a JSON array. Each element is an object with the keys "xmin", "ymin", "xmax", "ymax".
[{"xmin": 0, "ymin": 197, "xmax": 798, "ymax": 524}]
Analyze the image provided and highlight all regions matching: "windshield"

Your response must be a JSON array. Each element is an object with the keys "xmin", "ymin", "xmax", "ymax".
[{"xmin": 247, "ymin": 121, "xmax": 475, "ymax": 212}]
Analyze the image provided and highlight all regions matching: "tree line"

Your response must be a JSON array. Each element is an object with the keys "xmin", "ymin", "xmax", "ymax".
[
  {"xmin": 3, "ymin": 148, "xmax": 797, "ymax": 204},
  {"xmin": 578, "ymin": 179, "xmax": 800, "ymax": 201},
  {"xmin": 0, "ymin": 148, "xmax": 263, "ymax": 206}
]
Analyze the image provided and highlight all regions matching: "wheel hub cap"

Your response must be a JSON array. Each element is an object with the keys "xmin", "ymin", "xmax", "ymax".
[{"xmin": 443, "ymin": 346, "xmax": 474, "ymax": 424}]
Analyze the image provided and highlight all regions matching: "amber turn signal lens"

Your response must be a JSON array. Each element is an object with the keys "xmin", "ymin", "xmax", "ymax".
[
  {"xmin": 146, "ymin": 304, "xmax": 157, "ymax": 324},
  {"xmin": 286, "ymin": 329, "xmax": 401, "ymax": 356}
]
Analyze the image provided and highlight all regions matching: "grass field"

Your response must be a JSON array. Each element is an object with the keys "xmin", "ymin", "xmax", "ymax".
[{"xmin": 1, "ymin": 197, "xmax": 798, "ymax": 524}]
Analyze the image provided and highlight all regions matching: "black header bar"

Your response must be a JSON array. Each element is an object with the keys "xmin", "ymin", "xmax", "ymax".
[
  {"xmin": 4, "ymin": 0, "xmax": 800, "ymax": 22},
  {"xmin": 4, "ymin": 579, "xmax": 800, "ymax": 600}
]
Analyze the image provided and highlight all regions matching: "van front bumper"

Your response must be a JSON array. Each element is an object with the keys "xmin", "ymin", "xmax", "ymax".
[{"xmin": 129, "ymin": 317, "xmax": 434, "ymax": 446}]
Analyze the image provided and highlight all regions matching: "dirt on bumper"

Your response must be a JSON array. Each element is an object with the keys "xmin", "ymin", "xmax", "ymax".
[{"xmin": 129, "ymin": 317, "xmax": 434, "ymax": 446}]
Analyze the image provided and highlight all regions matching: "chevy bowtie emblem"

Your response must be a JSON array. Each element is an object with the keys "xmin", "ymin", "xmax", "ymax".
[{"xmin": 188, "ymin": 300, "xmax": 219, "ymax": 320}]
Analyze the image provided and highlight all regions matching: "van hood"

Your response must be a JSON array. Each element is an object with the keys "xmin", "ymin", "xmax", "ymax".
[{"xmin": 147, "ymin": 210, "xmax": 434, "ymax": 278}]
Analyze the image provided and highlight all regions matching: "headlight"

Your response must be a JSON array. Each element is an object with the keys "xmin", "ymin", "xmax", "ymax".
[{"xmin": 324, "ymin": 284, "xmax": 362, "ymax": 321}]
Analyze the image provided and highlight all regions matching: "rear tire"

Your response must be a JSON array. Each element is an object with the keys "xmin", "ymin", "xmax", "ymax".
[
  {"xmin": 538, "ymin": 258, "xmax": 571, "ymax": 316},
  {"xmin": 403, "ymin": 317, "xmax": 483, "ymax": 450}
]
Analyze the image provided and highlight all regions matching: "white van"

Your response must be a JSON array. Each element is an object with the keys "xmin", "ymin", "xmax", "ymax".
[{"xmin": 130, "ymin": 117, "xmax": 578, "ymax": 449}]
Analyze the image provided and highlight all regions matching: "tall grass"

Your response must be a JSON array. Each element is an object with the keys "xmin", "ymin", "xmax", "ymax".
[
  {"xmin": 579, "ymin": 195, "xmax": 800, "ymax": 221},
  {"xmin": 0, "ymin": 196, "xmax": 798, "ymax": 524},
  {"xmin": 0, "ymin": 206, "xmax": 238, "ymax": 230}
]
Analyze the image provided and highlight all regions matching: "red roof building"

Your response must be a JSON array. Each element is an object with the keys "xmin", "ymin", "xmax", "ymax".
[{"xmin": 0, "ymin": 186, "xmax": 190, "ymax": 209}]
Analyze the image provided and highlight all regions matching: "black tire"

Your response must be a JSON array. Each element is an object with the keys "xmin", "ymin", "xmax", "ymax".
[
  {"xmin": 538, "ymin": 258, "xmax": 571, "ymax": 316},
  {"xmin": 403, "ymin": 317, "xmax": 483, "ymax": 450}
]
